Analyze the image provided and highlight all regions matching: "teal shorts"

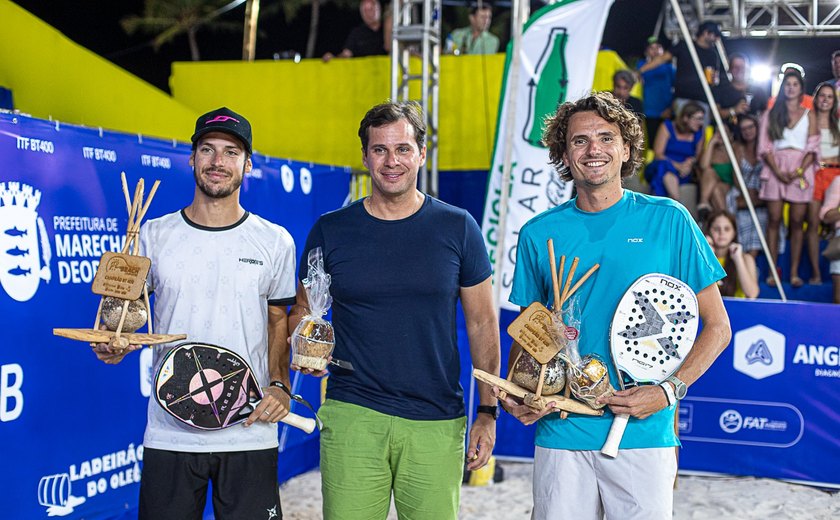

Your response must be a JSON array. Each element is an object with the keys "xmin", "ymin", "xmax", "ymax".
[{"xmin": 319, "ymin": 399, "xmax": 467, "ymax": 520}]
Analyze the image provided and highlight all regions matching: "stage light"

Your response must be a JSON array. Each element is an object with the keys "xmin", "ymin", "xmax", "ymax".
[{"xmin": 751, "ymin": 64, "xmax": 772, "ymax": 83}]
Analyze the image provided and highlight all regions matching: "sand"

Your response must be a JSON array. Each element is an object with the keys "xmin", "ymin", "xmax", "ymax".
[{"xmin": 279, "ymin": 461, "xmax": 840, "ymax": 519}]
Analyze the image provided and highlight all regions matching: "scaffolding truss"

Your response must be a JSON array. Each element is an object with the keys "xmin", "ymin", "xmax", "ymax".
[
  {"xmin": 390, "ymin": 0, "xmax": 442, "ymax": 196},
  {"xmin": 664, "ymin": 0, "xmax": 840, "ymax": 39}
]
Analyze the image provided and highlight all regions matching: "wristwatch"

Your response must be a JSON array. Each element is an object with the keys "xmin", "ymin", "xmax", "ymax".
[
  {"xmin": 477, "ymin": 405, "xmax": 500, "ymax": 420},
  {"xmin": 665, "ymin": 375, "xmax": 688, "ymax": 400},
  {"xmin": 659, "ymin": 380, "xmax": 676, "ymax": 407},
  {"xmin": 269, "ymin": 380, "xmax": 291, "ymax": 394}
]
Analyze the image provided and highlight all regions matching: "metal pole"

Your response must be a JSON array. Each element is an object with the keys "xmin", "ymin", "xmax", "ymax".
[
  {"xmin": 242, "ymin": 0, "xmax": 260, "ymax": 61},
  {"xmin": 669, "ymin": 0, "xmax": 786, "ymax": 300},
  {"xmin": 491, "ymin": 0, "xmax": 528, "ymax": 312},
  {"xmin": 431, "ymin": 3, "xmax": 441, "ymax": 197}
]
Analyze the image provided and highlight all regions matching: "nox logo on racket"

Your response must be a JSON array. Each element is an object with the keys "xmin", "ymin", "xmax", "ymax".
[
  {"xmin": 603, "ymin": 273, "xmax": 700, "ymax": 458},
  {"xmin": 611, "ymin": 274, "xmax": 699, "ymax": 382}
]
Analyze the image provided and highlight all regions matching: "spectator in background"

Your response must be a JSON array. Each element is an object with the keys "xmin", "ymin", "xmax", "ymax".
[
  {"xmin": 448, "ymin": 2, "xmax": 499, "ymax": 55},
  {"xmin": 758, "ymin": 70, "xmax": 819, "ymax": 288},
  {"xmin": 767, "ymin": 63, "xmax": 814, "ymax": 110},
  {"xmin": 831, "ymin": 50, "xmax": 840, "ymax": 99},
  {"xmin": 718, "ymin": 53, "xmax": 767, "ymax": 116},
  {"xmin": 323, "ymin": 0, "xmax": 388, "ymax": 61},
  {"xmin": 813, "ymin": 81, "xmax": 840, "ymax": 214},
  {"xmin": 637, "ymin": 37, "xmax": 675, "ymax": 146},
  {"xmin": 812, "ymin": 81, "xmax": 840, "ymax": 283},
  {"xmin": 645, "ymin": 21, "xmax": 730, "ymax": 127},
  {"xmin": 698, "ymin": 125, "xmax": 735, "ymax": 218},
  {"xmin": 612, "ymin": 69, "xmax": 644, "ymax": 119},
  {"xmin": 645, "ymin": 102, "xmax": 706, "ymax": 201},
  {"xmin": 819, "ymin": 176, "xmax": 840, "ymax": 303},
  {"xmin": 646, "ymin": 22, "xmax": 752, "ymax": 129},
  {"xmin": 726, "ymin": 114, "xmax": 768, "ymax": 258},
  {"xmin": 706, "ymin": 210, "xmax": 760, "ymax": 299}
]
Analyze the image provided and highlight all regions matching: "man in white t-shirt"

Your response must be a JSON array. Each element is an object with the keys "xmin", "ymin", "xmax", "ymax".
[{"xmin": 93, "ymin": 107, "xmax": 297, "ymax": 519}]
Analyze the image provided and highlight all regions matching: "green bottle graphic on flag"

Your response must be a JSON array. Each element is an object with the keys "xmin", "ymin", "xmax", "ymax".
[{"xmin": 523, "ymin": 27, "xmax": 569, "ymax": 147}]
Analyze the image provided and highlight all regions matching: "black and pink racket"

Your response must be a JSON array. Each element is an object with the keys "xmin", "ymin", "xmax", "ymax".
[
  {"xmin": 601, "ymin": 273, "xmax": 698, "ymax": 458},
  {"xmin": 155, "ymin": 342, "xmax": 317, "ymax": 433}
]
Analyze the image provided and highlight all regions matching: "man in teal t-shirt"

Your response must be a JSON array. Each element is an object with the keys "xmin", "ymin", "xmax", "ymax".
[{"xmin": 502, "ymin": 92, "xmax": 732, "ymax": 520}]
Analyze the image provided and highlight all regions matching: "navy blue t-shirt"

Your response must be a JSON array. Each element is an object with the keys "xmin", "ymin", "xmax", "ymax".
[{"xmin": 299, "ymin": 197, "xmax": 491, "ymax": 420}]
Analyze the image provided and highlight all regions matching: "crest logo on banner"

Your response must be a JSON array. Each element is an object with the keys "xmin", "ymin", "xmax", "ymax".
[
  {"xmin": 481, "ymin": 0, "xmax": 615, "ymax": 310},
  {"xmin": 733, "ymin": 325, "xmax": 786, "ymax": 380},
  {"xmin": 0, "ymin": 181, "xmax": 52, "ymax": 301},
  {"xmin": 719, "ymin": 409, "xmax": 743, "ymax": 433}
]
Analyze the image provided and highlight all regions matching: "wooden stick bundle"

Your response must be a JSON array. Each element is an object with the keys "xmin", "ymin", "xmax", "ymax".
[
  {"xmin": 474, "ymin": 369, "xmax": 602, "ymax": 416},
  {"xmin": 54, "ymin": 173, "xmax": 181, "ymax": 350}
]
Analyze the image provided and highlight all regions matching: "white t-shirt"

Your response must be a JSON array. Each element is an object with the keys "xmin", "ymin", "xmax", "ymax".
[{"xmin": 140, "ymin": 210, "xmax": 296, "ymax": 452}]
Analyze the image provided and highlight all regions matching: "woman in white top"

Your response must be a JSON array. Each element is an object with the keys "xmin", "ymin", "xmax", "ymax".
[
  {"xmin": 812, "ymin": 81, "xmax": 840, "ymax": 286},
  {"xmin": 758, "ymin": 71, "xmax": 819, "ymax": 287}
]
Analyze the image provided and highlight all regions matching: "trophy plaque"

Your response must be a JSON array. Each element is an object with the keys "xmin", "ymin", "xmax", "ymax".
[
  {"xmin": 54, "ymin": 173, "xmax": 186, "ymax": 351},
  {"xmin": 483, "ymin": 239, "xmax": 604, "ymax": 417}
]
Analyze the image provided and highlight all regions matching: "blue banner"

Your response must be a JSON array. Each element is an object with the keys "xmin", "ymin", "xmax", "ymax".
[
  {"xmin": 478, "ymin": 299, "xmax": 840, "ymax": 488},
  {"xmin": 679, "ymin": 298, "xmax": 839, "ymax": 487},
  {"xmin": 0, "ymin": 112, "xmax": 349, "ymax": 519}
]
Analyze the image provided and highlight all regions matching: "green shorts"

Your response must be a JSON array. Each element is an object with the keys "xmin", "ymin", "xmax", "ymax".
[
  {"xmin": 712, "ymin": 162, "xmax": 734, "ymax": 185},
  {"xmin": 319, "ymin": 399, "xmax": 466, "ymax": 520}
]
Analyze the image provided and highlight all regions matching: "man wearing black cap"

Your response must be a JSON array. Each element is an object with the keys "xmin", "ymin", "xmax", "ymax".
[{"xmin": 92, "ymin": 107, "xmax": 298, "ymax": 520}]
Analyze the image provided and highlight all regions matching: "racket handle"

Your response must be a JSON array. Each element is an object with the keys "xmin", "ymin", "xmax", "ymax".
[
  {"xmin": 601, "ymin": 413, "xmax": 629, "ymax": 458},
  {"xmin": 281, "ymin": 412, "xmax": 316, "ymax": 434}
]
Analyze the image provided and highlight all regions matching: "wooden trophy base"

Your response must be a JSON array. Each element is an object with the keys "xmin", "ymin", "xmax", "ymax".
[
  {"xmin": 473, "ymin": 369, "xmax": 603, "ymax": 417},
  {"xmin": 53, "ymin": 328, "xmax": 186, "ymax": 351}
]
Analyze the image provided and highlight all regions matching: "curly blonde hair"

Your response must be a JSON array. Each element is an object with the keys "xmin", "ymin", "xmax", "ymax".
[{"xmin": 542, "ymin": 91, "xmax": 645, "ymax": 182}]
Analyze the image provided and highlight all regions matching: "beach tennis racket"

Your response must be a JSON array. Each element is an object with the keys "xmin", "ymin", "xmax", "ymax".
[
  {"xmin": 600, "ymin": 274, "xmax": 699, "ymax": 458},
  {"xmin": 155, "ymin": 342, "xmax": 317, "ymax": 433}
]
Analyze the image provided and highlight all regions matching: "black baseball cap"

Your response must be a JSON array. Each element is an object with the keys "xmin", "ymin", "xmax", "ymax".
[
  {"xmin": 191, "ymin": 107, "xmax": 252, "ymax": 154},
  {"xmin": 697, "ymin": 21, "xmax": 721, "ymax": 37}
]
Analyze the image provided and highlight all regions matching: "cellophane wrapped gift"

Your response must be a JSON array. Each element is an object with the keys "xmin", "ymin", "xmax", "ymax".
[
  {"xmin": 290, "ymin": 247, "xmax": 335, "ymax": 370},
  {"xmin": 562, "ymin": 296, "xmax": 613, "ymax": 409}
]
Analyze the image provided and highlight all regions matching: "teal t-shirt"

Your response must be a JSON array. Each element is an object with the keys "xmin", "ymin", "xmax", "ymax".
[{"xmin": 509, "ymin": 190, "xmax": 725, "ymax": 450}]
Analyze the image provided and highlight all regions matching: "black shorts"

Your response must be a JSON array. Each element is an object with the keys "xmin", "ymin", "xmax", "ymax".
[{"xmin": 139, "ymin": 447, "xmax": 282, "ymax": 520}]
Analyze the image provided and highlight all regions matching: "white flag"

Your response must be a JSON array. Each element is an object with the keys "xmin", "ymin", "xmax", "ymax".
[{"xmin": 481, "ymin": 0, "xmax": 614, "ymax": 310}]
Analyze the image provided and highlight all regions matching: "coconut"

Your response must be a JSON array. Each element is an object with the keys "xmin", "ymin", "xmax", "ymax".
[
  {"xmin": 510, "ymin": 351, "xmax": 566, "ymax": 395},
  {"xmin": 100, "ymin": 296, "xmax": 147, "ymax": 332}
]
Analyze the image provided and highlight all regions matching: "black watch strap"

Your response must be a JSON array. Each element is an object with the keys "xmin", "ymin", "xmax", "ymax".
[
  {"xmin": 477, "ymin": 405, "xmax": 500, "ymax": 420},
  {"xmin": 269, "ymin": 380, "xmax": 323, "ymax": 430}
]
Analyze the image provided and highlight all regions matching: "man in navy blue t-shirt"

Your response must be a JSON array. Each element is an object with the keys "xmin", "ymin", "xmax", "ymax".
[{"xmin": 290, "ymin": 101, "xmax": 500, "ymax": 520}]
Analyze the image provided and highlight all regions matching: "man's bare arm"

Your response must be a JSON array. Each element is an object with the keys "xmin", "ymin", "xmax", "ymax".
[
  {"xmin": 669, "ymin": 283, "xmax": 731, "ymax": 387},
  {"xmin": 460, "ymin": 277, "xmax": 500, "ymax": 470}
]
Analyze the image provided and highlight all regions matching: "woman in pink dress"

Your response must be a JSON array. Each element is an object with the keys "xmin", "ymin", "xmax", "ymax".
[{"xmin": 758, "ymin": 71, "xmax": 819, "ymax": 287}]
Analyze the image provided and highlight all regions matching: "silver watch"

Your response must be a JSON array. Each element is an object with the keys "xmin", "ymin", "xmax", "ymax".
[{"xmin": 666, "ymin": 375, "xmax": 688, "ymax": 400}]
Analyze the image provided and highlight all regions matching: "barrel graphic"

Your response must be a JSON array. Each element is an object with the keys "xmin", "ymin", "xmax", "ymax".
[
  {"xmin": 522, "ymin": 27, "xmax": 569, "ymax": 147},
  {"xmin": 38, "ymin": 473, "xmax": 70, "ymax": 507}
]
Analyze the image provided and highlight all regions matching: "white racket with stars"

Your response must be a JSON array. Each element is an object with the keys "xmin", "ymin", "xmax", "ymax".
[{"xmin": 601, "ymin": 273, "xmax": 699, "ymax": 458}]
